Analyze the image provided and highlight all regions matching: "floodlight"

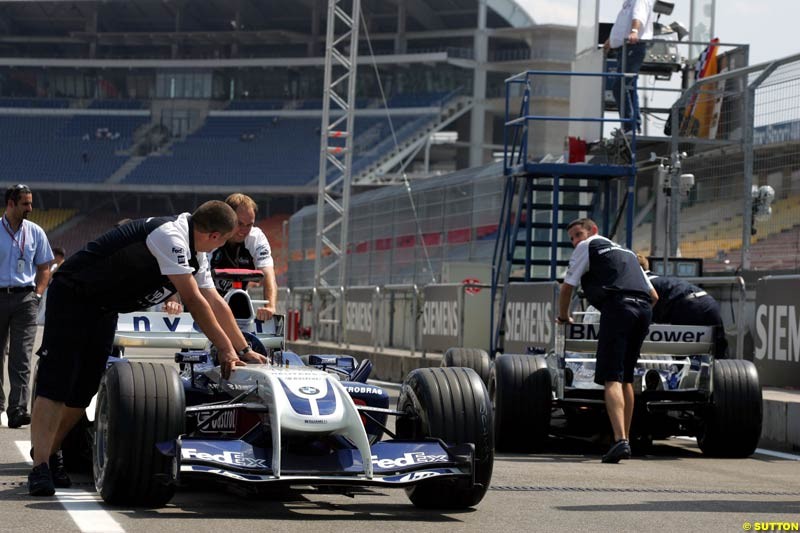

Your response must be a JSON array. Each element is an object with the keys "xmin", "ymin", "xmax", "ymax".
[{"xmin": 654, "ymin": 1, "xmax": 675, "ymax": 16}]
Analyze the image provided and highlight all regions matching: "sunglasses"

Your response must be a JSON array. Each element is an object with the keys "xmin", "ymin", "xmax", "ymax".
[{"xmin": 5, "ymin": 184, "xmax": 31, "ymax": 203}]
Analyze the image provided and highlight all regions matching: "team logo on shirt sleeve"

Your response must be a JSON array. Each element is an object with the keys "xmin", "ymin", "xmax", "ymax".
[
  {"xmin": 172, "ymin": 246, "xmax": 187, "ymax": 265},
  {"xmin": 256, "ymin": 245, "xmax": 269, "ymax": 259}
]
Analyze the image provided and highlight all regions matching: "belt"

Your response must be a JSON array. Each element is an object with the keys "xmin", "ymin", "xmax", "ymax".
[
  {"xmin": 0, "ymin": 286, "xmax": 34, "ymax": 294},
  {"xmin": 623, "ymin": 296, "xmax": 650, "ymax": 304},
  {"xmin": 685, "ymin": 290, "xmax": 708, "ymax": 300}
]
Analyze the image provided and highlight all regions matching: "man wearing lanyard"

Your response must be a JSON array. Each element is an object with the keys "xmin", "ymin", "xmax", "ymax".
[{"xmin": 0, "ymin": 184, "xmax": 53, "ymax": 429}]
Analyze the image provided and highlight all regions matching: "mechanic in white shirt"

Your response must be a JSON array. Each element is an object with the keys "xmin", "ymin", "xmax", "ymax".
[
  {"xmin": 604, "ymin": 0, "xmax": 655, "ymax": 132},
  {"xmin": 28, "ymin": 201, "xmax": 267, "ymax": 497},
  {"xmin": 209, "ymin": 193, "xmax": 277, "ymax": 322}
]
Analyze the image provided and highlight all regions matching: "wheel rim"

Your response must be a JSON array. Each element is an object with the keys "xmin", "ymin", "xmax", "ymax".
[{"xmin": 93, "ymin": 392, "xmax": 109, "ymax": 489}]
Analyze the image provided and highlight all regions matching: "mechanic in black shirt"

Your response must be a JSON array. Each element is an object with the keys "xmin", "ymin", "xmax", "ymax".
[
  {"xmin": 637, "ymin": 254, "xmax": 727, "ymax": 358},
  {"xmin": 557, "ymin": 218, "xmax": 658, "ymax": 463},
  {"xmin": 28, "ymin": 201, "xmax": 267, "ymax": 497},
  {"xmin": 209, "ymin": 193, "xmax": 277, "ymax": 321}
]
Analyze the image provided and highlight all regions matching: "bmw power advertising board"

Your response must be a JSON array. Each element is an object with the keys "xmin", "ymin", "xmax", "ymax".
[
  {"xmin": 754, "ymin": 276, "xmax": 800, "ymax": 387},
  {"xmin": 502, "ymin": 282, "xmax": 558, "ymax": 354},
  {"xmin": 344, "ymin": 288, "xmax": 376, "ymax": 345}
]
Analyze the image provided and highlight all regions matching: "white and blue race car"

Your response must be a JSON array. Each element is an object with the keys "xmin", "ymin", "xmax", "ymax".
[{"xmin": 81, "ymin": 273, "xmax": 494, "ymax": 509}]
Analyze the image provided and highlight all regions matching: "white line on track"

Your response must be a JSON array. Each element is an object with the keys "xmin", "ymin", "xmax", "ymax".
[
  {"xmin": 674, "ymin": 436, "xmax": 800, "ymax": 461},
  {"xmin": 16, "ymin": 440, "xmax": 124, "ymax": 533}
]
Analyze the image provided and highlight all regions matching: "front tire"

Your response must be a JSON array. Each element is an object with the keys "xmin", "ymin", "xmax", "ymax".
[
  {"xmin": 397, "ymin": 367, "xmax": 494, "ymax": 509},
  {"xmin": 94, "ymin": 362, "xmax": 185, "ymax": 506},
  {"xmin": 697, "ymin": 359, "xmax": 762, "ymax": 457}
]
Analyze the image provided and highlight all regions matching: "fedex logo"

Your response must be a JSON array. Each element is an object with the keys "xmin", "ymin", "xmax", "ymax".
[
  {"xmin": 182, "ymin": 447, "xmax": 267, "ymax": 468},
  {"xmin": 371, "ymin": 452, "xmax": 448, "ymax": 469}
]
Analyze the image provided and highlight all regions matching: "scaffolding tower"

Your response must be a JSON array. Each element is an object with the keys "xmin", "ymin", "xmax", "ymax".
[{"xmin": 312, "ymin": 0, "xmax": 361, "ymax": 342}]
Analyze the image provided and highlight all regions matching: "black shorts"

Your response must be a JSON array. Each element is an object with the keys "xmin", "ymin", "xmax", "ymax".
[
  {"xmin": 35, "ymin": 280, "xmax": 118, "ymax": 409},
  {"xmin": 594, "ymin": 295, "xmax": 652, "ymax": 385}
]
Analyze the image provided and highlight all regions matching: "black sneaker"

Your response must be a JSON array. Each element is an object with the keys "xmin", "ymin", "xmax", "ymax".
[
  {"xmin": 8, "ymin": 407, "xmax": 31, "ymax": 429},
  {"xmin": 49, "ymin": 451, "xmax": 72, "ymax": 488},
  {"xmin": 602, "ymin": 439, "xmax": 632, "ymax": 464},
  {"xmin": 28, "ymin": 448, "xmax": 71, "ymax": 489},
  {"xmin": 28, "ymin": 462, "xmax": 55, "ymax": 496}
]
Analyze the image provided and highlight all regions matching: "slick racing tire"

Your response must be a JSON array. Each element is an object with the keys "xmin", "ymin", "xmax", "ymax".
[
  {"xmin": 490, "ymin": 354, "xmax": 552, "ymax": 452},
  {"xmin": 94, "ymin": 362, "xmax": 185, "ymax": 506},
  {"xmin": 697, "ymin": 359, "xmax": 762, "ymax": 458},
  {"xmin": 441, "ymin": 347, "xmax": 491, "ymax": 385},
  {"xmin": 397, "ymin": 367, "xmax": 494, "ymax": 509}
]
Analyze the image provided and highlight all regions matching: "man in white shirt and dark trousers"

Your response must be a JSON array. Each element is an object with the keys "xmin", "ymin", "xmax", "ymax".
[
  {"xmin": 557, "ymin": 218, "xmax": 658, "ymax": 463},
  {"xmin": 28, "ymin": 201, "xmax": 267, "ymax": 496},
  {"xmin": 605, "ymin": 0, "xmax": 655, "ymax": 132},
  {"xmin": 0, "ymin": 184, "xmax": 53, "ymax": 429}
]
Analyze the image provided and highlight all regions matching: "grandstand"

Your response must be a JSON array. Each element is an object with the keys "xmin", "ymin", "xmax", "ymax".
[{"xmin": 1, "ymin": 0, "xmax": 797, "ymax": 284}]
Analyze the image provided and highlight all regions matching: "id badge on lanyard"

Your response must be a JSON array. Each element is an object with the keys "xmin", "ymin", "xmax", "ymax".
[{"xmin": 2, "ymin": 217, "xmax": 26, "ymax": 274}]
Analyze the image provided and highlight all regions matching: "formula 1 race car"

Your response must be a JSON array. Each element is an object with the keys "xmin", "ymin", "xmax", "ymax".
[
  {"xmin": 488, "ymin": 321, "xmax": 762, "ymax": 457},
  {"xmin": 443, "ymin": 278, "xmax": 762, "ymax": 458},
  {"xmin": 85, "ymin": 271, "xmax": 493, "ymax": 509}
]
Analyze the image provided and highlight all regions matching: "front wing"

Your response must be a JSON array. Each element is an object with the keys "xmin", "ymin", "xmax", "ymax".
[{"xmin": 161, "ymin": 438, "xmax": 474, "ymax": 488}]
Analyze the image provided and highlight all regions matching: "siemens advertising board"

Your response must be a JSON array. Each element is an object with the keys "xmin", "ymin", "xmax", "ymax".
[
  {"xmin": 344, "ymin": 288, "xmax": 376, "ymax": 346},
  {"xmin": 421, "ymin": 285, "xmax": 461, "ymax": 352},
  {"xmin": 754, "ymin": 276, "xmax": 800, "ymax": 387},
  {"xmin": 502, "ymin": 282, "xmax": 558, "ymax": 354}
]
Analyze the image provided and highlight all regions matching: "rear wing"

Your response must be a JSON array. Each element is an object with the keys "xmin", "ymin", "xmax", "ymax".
[
  {"xmin": 114, "ymin": 312, "xmax": 284, "ymax": 350},
  {"xmin": 565, "ymin": 323, "xmax": 715, "ymax": 356}
]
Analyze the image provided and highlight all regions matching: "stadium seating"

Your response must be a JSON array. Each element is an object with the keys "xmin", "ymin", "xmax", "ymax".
[
  {"xmin": 0, "ymin": 114, "xmax": 149, "ymax": 183},
  {"xmin": 88, "ymin": 99, "xmax": 146, "ymax": 109},
  {"xmin": 124, "ymin": 113, "xmax": 432, "ymax": 187},
  {"xmin": 28, "ymin": 208, "xmax": 78, "ymax": 233},
  {"xmin": 0, "ymin": 93, "xmax": 447, "ymax": 187},
  {"xmin": 0, "ymin": 98, "xmax": 69, "ymax": 108}
]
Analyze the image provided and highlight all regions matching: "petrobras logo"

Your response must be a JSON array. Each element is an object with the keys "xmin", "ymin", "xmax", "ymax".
[
  {"xmin": 345, "ymin": 385, "xmax": 383, "ymax": 395},
  {"xmin": 182, "ymin": 447, "xmax": 267, "ymax": 468},
  {"xmin": 371, "ymin": 452, "xmax": 448, "ymax": 469}
]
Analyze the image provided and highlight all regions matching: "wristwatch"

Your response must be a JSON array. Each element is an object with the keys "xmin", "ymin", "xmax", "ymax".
[{"xmin": 235, "ymin": 342, "xmax": 252, "ymax": 357}]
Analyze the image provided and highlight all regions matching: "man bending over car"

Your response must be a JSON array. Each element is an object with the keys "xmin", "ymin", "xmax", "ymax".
[{"xmin": 28, "ymin": 200, "xmax": 267, "ymax": 497}]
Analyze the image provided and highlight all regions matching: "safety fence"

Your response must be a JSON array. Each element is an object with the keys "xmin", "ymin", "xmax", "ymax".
[
  {"xmin": 635, "ymin": 52, "xmax": 800, "ymax": 274},
  {"xmin": 275, "ymin": 277, "xmax": 749, "ymax": 362}
]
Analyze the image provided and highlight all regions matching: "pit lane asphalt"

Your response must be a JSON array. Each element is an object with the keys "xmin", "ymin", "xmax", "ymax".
[{"xmin": 2, "ymin": 333, "xmax": 799, "ymax": 533}]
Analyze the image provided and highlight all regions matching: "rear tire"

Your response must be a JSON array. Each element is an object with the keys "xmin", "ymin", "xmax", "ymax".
[
  {"xmin": 697, "ymin": 359, "xmax": 762, "ymax": 457},
  {"xmin": 442, "ymin": 347, "xmax": 491, "ymax": 385},
  {"xmin": 397, "ymin": 367, "xmax": 494, "ymax": 509},
  {"xmin": 490, "ymin": 354, "xmax": 552, "ymax": 452},
  {"xmin": 94, "ymin": 362, "xmax": 185, "ymax": 506}
]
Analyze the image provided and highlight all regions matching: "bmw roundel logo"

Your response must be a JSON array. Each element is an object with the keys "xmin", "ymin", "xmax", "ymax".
[{"xmin": 299, "ymin": 386, "xmax": 319, "ymax": 395}]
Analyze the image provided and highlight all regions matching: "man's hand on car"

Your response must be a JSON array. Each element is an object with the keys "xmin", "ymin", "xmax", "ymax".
[
  {"xmin": 218, "ymin": 347, "xmax": 246, "ymax": 379},
  {"xmin": 163, "ymin": 300, "xmax": 183, "ymax": 315},
  {"xmin": 256, "ymin": 304, "xmax": 276, "ymax": 322},
  {"xmin": 241, "ymin": 349, "xmax": 268, "ymax": 364}
]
